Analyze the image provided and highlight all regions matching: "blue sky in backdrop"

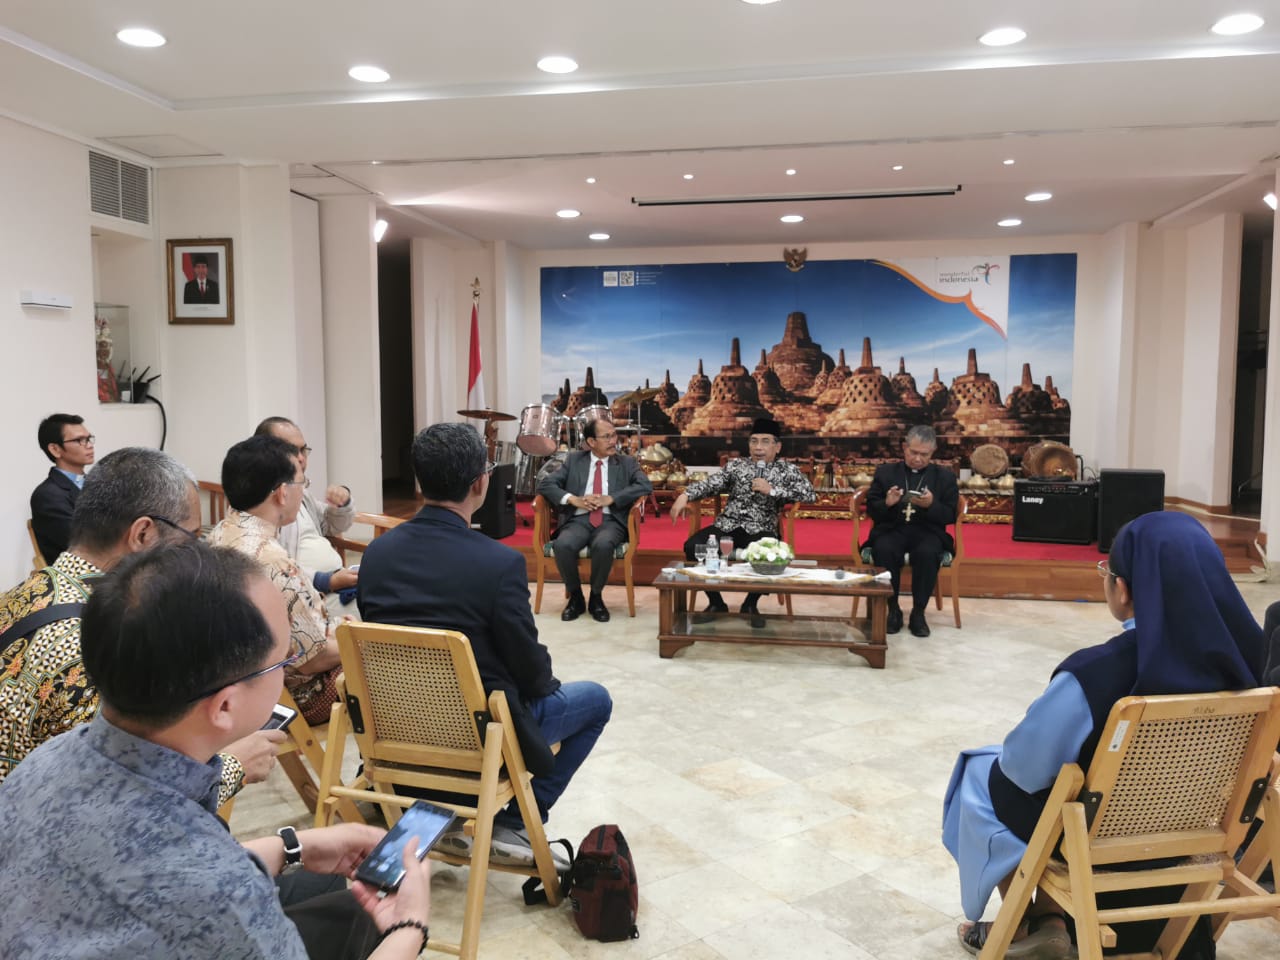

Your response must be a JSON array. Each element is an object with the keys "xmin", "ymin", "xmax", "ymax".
[{"xmin": 540, "ymin": 253, "xmax": 1076, "ymax": 403}]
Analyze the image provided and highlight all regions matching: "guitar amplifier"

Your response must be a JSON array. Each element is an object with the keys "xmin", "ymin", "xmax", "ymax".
[
  {"xmin": 1012, "ymin": 479, "xmax": 1098, "ymax": 545},
  {"xmin": 1098, "ymin": 468, "xmax": 1165, "ymax": 552},
  {"xmin": 471, "ymin": 463, "xmax": 516, "ymax": 539}
]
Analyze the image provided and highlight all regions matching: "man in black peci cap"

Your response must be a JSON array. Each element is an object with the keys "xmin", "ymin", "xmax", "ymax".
[{"xmin": 671, "ymin": 418, "xmax": 814, "ymax": 627}]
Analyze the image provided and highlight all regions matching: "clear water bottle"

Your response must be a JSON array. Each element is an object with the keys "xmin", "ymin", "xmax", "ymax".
[{"xmin": 705, "ymin": 534, "xmax": 720, "ymax": 573}]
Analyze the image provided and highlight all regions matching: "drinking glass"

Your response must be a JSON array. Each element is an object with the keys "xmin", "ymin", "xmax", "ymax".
[
  {"xmin": 719, "ymin": 536, "xmax": 735, "ymax": 563},
  {"xmin": 693, "ymin": 543, "xmax": 708, "ymax": 566}
]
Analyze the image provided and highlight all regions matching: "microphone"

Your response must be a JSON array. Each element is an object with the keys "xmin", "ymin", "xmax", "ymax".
[{"xmin": 755, "ymin": 460, "xmax": 766, "ymax": 477}]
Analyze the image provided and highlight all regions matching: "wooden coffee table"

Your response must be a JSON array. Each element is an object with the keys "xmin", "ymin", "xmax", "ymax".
[{"xmin": 652, "ymin": 564, "xmax": 895, "ymax": 669}]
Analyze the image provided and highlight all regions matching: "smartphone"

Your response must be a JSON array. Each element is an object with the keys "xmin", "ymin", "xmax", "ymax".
[
  {"xmin": 262, "ymin": 704, "xmax": 297, "ymax": 731},
  {"xmin": 354, "ymin": 800, "xmax": 458, "ymax": 892},
  {"xmin": 906, "ymin": 488, "xmax": 927, "ymax": 499}
]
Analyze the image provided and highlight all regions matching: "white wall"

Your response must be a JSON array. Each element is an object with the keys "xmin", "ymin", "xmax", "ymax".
[
  {"xmin": 1261, "ymin": 171, "xmax": 1280, "ymax": 562},
  {"xmin": 291, "ymin": 193, "xmax": 329, "ymax": 493}
]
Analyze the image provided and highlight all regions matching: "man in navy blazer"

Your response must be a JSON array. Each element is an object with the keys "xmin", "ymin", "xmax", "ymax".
[
  {"xmin": 358, "ymin": 422, "xmax": 612, "ymax": 868},
  {"xmin": 30, "ymin": 413, "xmax": 95, "ymax": 563},
  {"xmin": 536, "ymin": 420, "xmax": 652, "ymax": 623}
]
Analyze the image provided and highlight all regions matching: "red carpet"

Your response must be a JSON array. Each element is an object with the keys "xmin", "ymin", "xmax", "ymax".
[{"xmin": 509, "ymin": 502, "xmax": 1101, "ymax": 562}]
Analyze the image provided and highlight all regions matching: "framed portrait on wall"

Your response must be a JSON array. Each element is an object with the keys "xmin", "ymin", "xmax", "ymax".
[{"xmin": 167, "ymin": 238, "xmax": 234, "ymax": 324}]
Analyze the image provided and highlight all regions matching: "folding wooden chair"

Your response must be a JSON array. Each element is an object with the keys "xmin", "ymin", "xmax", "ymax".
[
  {"xmin": 850, "ymin": 487, "xmax": 966, "ymax": 627},
  {"xmin": 316, "ymin": 622, "xmax": 563, "ymax": 960},
  {"xmin": 26, "ymin": 520, "xmax": 47, "ymax": 572},
  {"xmin": 532, "ymin": 494, "xmax": 641, "ymax": 616},
  {"xmin": 326, "ymin": 510, "xmax": 405, "ymax": 563},
  {"xmin": 977, "ymin": 688, "xmax": 1280, "ymax": 960}
]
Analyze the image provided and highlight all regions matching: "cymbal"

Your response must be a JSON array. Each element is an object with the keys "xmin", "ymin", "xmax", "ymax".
[
  {"xmin": 457, "ymin": 408, "xmax": 516, "ymax": 422},
  {"xmin": 614, "ymin": 424, "xmax": 648, "ymax": 434},
  {"xmin": 615, "ymin": 387, "xmax": 662, "ymax": 404}
]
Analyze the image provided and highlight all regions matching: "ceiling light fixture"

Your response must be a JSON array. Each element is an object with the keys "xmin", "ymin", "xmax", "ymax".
[
  {"xmin": 349, "ymin": 65, "xmax": 390, "ymax": 83},
  {"xmin": 537, "ymin": 55, "xmax": 578, "ymax": 74},
  {"xmin": 1003, "ymin": 158, "xmax": 1016, "ymax": 166},
  {"xmin": 1265, "ymin": 193, "xmax": 1278, "ymax": 211},
  {"xmin": 556, "ymin": 209, "xmax": 581, "ymax": 218},
  {"xmin": 589, "ymin": 232, "xmax": 611, "ymax": 241},
  {"xmin": 1025, "ymin": 191, "xmax": 1053, "ymax": 202},
  {"xmin": 1211, "ymin": 13, "xmax": 1265, "ymax": 36},
  {"xmin": 633, "ymin": 185, "xmax": 962, "ymax": 207},
  {"xmin": 979, "ymin": 26, "xmax": 1027, "ymax": 46},
  {"xmin": 892, "ymin": 164, "xmax": 904, "ymax": 171},
  {"xmin": 373, "ymin": 219, "xmax": 389, "ymax": 242},
  {"xmin": 116, "ymin": 27, "xmax": 166, "ymax": 47},
  {"xmin": 785, "ymin": 169, "xmax": 796, "ymax": 176},
  {"xmin": 740, "ymin": 0, "xmax": 783, "ymax": 5},
  {"xmin": 683, "ymin": 173, "xmax": 695, "ymax": 180},
  {"xmin": 780, "ymin": 215, "xmax": 804, "ymax": 223},
  {"xmin": 585, "ymin": 177, "xmax": 597, "ymax": 184},
  {"xmin": 997, "ymin": 218, "xmax": 1022, "ymax": 227}
]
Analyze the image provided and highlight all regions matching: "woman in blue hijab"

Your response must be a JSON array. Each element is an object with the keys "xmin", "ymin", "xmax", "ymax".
[{"xmin": 942, "ymin": 512, "xmax": 1265, "ymax": 959}]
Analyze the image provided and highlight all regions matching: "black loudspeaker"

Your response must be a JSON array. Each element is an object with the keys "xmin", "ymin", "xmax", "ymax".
[
  {"xmin": 1012, "ymin": 479, "xmax": 1099, "ymax": 545},
  {"xmin": 1098, "ymin": 468, "xmax": 1165, "ymax": 552},
  {"xmin": 472, "ymin": 463, "xmax": 516, "ymax": 539}
]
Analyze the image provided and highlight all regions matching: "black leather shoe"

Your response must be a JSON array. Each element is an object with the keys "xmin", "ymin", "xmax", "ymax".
[
  {"xmin": 909, "ymin": 610, "xmax": 930, "ymax": 637},
  {"xmin": 887, "ymin": 605, "xmax": 903, "ymax": 634},
  {"xmin": 740, "ymin": 600, "xmax": 766, "ymax": 629},
  {"xmin": 561, "ymin": 595, "xmax": 586, "ymax": 622},
  {"xmin": 588, "ymin": 596, "xmax": 610, "ymax": 623},
  {"xmin": 692, "ymin": 600, "xmax": 730, "ymax": 624}
]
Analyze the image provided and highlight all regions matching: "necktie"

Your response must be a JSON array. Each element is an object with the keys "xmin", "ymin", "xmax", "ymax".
[
  {"xmin": 199, "ymin": 282, "xmax": 205, "ymax": 293},
  {"xmin": 589, "ymin": 460, "xmax": 603, "ymax": 526}
]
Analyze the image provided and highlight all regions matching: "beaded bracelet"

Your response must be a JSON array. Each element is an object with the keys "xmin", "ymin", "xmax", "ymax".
[{"xmin": 381, "ymin": 918, "xmax": 429, "ymax": 951}]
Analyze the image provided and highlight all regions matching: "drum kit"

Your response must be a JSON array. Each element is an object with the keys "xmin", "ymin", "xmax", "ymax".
[{"xmin": 460, "ymin": 402, "xmax": 630, "ymax": 497}]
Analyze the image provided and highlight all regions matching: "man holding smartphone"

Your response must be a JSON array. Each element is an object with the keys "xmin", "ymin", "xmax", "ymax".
[
  {"xmin": 0, "ymin": 542, "xmax": 431, "ymax": 960},
  {"xmin": 862, "ymin": 425, "xmax": 959, "ymax": 637}
]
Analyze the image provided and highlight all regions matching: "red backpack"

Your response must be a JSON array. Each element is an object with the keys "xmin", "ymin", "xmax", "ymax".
[{"xmin": 566, "ymin": 824, "xmax": 639, "ymax": 941}]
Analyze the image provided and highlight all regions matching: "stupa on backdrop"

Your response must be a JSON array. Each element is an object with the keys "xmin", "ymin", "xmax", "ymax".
[
  {"xmin": 815, "ymin": 348, "xmax": 854, "ymax": 408},
  {"xmin": 668, "ymin": 359, "xmax": 712, "ymax": 430},
  {"xmin": 891, "ymin": 357, "xmax": 927, "ymax": 414},
  {"xmin": 923, "ymin": 368, "xmax": 949, "ymax": 418},
  {"xmin": 935, "ymin": 349, "xmax": 1029, "ymax": 438},
  {"xmin": 752, "ymin": 349, "xmax": 790, "ymax": 406},
  {"xmin": 654, "ymin": 369, "xmax": 680, "ymax": 409},
  {"xmin": 819, "ymin": 338, "xmax": 908, "ymax": 436},
  {"xmin": 765, "ymin": 312, "xmax": 834, "ymax": 394},
  {"xmin": 551, "ymin": 377, "xmax": 571, "ymax": 413},
  {"xmin": 685, "ymin": 338, "xmax": 774, "ymax": 436},
  {"xmin": 564, "ymin": 366, "xmax": 609, "ymax": 419}
]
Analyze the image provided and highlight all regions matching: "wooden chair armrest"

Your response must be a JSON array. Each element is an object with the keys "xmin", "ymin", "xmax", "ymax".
[
  {"xmin": 850, "ymin": 487, "xmax": 867, "ymax": 554},
  {"xmin": 627, "ymin": 498, "xmax": 642, "ymax": 546},
  {"xmin": 532, "ymin": 495, "xmax": 551, "ymax": 549}
]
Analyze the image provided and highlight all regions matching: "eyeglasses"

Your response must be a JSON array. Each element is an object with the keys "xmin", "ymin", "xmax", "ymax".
[
  {"xmin": 1096, "ymin": 559, "xmax": 1116, "ymax": 579},
  {"xmin": 149, "ymin": 515, "xmax": 200, "ymax": 540},
  {"xmin": 299, "ymin": 445, "xmax": 313, "ymax": 456},
  {"xmin": 186, "ymin": 649, "xmax": 303, "ymax": 703},
  {"xmin": 60, "ymin": 435, "xmax": 95, "ymax": 447},
  {"xmin": 280, "ymin": 476, "xmax": 311, "ymax": 489}
]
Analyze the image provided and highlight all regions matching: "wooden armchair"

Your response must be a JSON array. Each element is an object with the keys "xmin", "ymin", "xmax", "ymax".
[
  {"xmin": 317, "ymin": 623, "xmax": 563, "ymax": 960},
  {"xmin": 685, "ymin": 495, "xmax": 797, "ymax": 614},
  {"xmin": 531, "ymin": 495, "xmax": 641, "ymax": 616},
  {"xmin": 976, "ymin": 688, "xmax": 1280, "ymax": 960},
  {"xmin": 26, "ymin": 520, "xmax": 47, "ymax": 572},
  {"xmin": 196, "ymin": 479, "xmax": 228, "ymax": 532},
  {"xmin": 850, "ymin": 487, "xmax": 966, "ymax": 628},
  {"xmin": 326, "ymin": 510, "xmax": 405, "ymax": 563}
]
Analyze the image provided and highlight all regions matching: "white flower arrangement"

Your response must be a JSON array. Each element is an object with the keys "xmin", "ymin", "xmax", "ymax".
[{"xmin": 744, "ymin": 537, "xmax": 795, "ymax": 565}]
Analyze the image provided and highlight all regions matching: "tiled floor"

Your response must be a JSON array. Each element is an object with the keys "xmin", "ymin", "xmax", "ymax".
[{"xmin": 231, "ymin": 581, "xmax": 1280, "ymax": 958}]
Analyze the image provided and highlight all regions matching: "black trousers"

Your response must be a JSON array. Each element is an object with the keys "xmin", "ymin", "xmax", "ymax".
[
  {"xmin": 278, "ymin": 871, "xmax": 380, "ymax": 960},
  {"xmin": 683, "ymin": 524, "xmax": 772, "ymax": 608},
  {"xmin": 551, "ymin": 517, "xmax": 627, "ymax": 598},
  {"xmin": 868, "ymin": 525, "xmax": 945, "ymax": 612}
]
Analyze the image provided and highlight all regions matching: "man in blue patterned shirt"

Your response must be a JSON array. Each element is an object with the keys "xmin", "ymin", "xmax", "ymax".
[{"xmin": 0, "ymin": 542, "xmax": 432, "ymax": 960}]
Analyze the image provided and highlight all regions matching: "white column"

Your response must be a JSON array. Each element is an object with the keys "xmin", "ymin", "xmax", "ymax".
[
  {"xmin": 319, "ymin": 196, "xmax": 382, "ymax": 512},
  {"xmin": 1261, "ymin": 173, "xmax": 1280, "ymax": 564}
]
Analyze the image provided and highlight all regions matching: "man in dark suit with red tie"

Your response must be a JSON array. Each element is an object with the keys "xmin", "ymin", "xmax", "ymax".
[
  {"xmin": 537, "ymin": 420, "xmax": 652, "ymax": 622},
  {"xmin": 183, "ymin": 255, "xmax": 220, "ymax": 304}
]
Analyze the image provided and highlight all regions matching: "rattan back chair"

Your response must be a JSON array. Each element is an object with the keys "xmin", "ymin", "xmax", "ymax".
[
  {"xmin": 317, "ymin": 622, "xmax": 562, "ymax": 960},
  {"xmin": 977, "ymin": 687, "xmax": 1280, "ymax": 960}
]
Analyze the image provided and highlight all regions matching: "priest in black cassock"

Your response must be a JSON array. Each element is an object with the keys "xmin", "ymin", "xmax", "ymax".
[{"xmin": 863, "ymin": 425, "xmax": 959, "ymax": 637}]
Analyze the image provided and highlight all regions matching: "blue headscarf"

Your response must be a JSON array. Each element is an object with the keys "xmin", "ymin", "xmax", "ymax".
[{"xmin": 1108, "ymin": 512, "xmax": 1264, "ymax": 694}]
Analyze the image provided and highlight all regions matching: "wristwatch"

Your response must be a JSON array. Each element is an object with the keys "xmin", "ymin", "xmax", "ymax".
[{"xmin": 277, "ymin": 826, "xmax": 303, "ymax": 874}]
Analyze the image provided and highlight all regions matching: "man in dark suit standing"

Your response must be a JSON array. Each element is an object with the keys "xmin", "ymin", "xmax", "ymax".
[
  {"xmin": 537, "ymin": 419, "xmax": 652, "ymax": 623},
  {"xmin": 30, "ymin": 413, "xmax": 95, "ymax": 563},
  {"xmin": 183, "ymin": 255, "xmax": 220, "ymax": 304},
  {"xmin": 863, "ymin": 425, "xmax": 959, "ymax": 638},
  {"xmin": 357, "ymin": 423, "xmax": 612, "ymax": 868}
]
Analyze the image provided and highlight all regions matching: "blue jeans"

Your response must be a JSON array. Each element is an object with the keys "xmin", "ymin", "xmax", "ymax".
[{"xmin": 496, "ymin": 680, "xmax": 612, "ymax": 828}]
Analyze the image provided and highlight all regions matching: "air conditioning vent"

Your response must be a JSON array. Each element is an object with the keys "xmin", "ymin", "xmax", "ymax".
[{"xmin": 89, "ymin": 150, "xmax": 151, "ymax": 225}]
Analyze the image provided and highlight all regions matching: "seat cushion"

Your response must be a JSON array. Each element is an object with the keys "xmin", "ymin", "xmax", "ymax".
[
  {"xmin": 860, "ymin": 546, "xmax": 953, "ymax": 567},
  {"xmin": 544, "ymin": 542, "xmax": 630, "ymax": 560}
]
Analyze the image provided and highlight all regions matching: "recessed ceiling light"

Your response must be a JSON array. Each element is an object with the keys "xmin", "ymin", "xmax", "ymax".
[
  {"xmin": 589, "ymin": 232, "xmax": 611, "ymax": 241},
  {"xmin": 997, "ymin": 218, "xmax": 1022, "ymax": 227},
  {"xmin": 373, "ymin": 219, "xmax": 389, "ymax": 242},
  {"xmin": 1003, "ymin": 158, "xmax": 1016, "ymax": 166},
  {"xmin": 780, "ymin": 214, "xmax": 804, "ymax": 223},
  {"xmin": 740, "ymin": 0, "xmax": 783, "ymax": 5},
  {"xmin": 979, "ymin": 26, "xmax": 1027, "ymax": 46},
  {"xmin": 585, "ymin": 177, "xmax": 596, "ymax": 184},
  {"xmin": 556, "ymin": 209, "xmax": 581, "ymax": 219},
  {"xmin": 1265, "ymin": 193, "xmax": 1278, "ymax": 211},
  {"xmin": 349, "ymin": 65, "xmax": 390, "ymax": 83},
  {"xmin": 892, "ymin": 164, "xmax": 904, "ymax": 171},
  {"xmin": 370, "ymin": 160, "xmax": 382, "ymax": 165},
  {"xmin": 683, "ymin": 173, "xmax": 694, "ymax": 180},
  {"xmin": 1211, "ymin": 13, "xmax": 1265, "ymax": 36},
  {"xmin": 785, "ymin": 168, "xmax": 797, "ymax": 176},
  {"xmin": 1025, "ymin": 191, "xmax": 1052, "ymax": 202},
  {"xmin": 116, "ymin": 27, "xmax": 166, "ymax": 47},
  {"xmin": 537, "ymin": 55, "xmax": 578, "ymax": 74}
]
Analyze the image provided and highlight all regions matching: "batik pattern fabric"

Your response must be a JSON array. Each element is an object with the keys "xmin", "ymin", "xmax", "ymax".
[
  {"xmin": 683, "ymin": 458, "xmax": 815, "ymax": 535},
  {"xmin": 207, "ymin": 510, "xmax": 335, "ymax": 718}
]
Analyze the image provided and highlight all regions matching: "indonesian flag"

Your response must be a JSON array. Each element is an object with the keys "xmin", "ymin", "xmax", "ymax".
[{"xmin": 467, "ymin": 301, "xmax": 485, "ymax": 410}]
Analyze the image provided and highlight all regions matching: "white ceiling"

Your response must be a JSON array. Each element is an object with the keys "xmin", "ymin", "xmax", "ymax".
[{"xmin": 2, "ymin": 1, "xmax": 1278, "ymax": 248}]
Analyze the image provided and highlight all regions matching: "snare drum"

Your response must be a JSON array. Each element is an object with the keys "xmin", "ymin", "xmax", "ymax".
[
  {"xmin": 517, "ymin": 403, "xmax": 561, "ymax": 457},
  {"xmin": 574, "ymin": 404, "xmax": 613, "ymax": 443}
]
